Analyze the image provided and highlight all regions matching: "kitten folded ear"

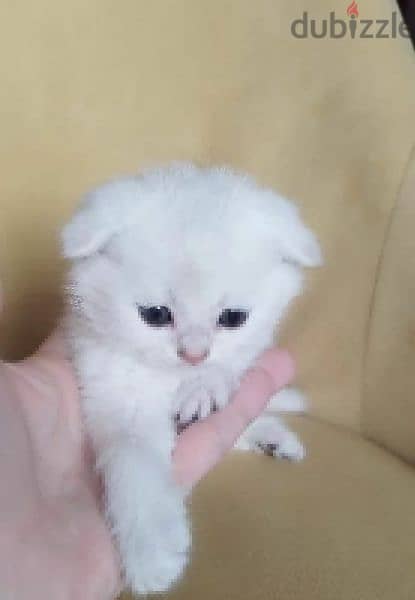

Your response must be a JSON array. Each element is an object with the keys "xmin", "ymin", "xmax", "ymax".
[
  {"xmin": 272, "ymin": 197, "xmax": 323, "ymax": 268},
  {"xmin": 61, "ymin": 179, "xmax": 140, "ymax": 259}
]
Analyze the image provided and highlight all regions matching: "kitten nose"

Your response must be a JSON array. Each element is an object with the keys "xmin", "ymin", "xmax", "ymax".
[{"xmin": 177, "ymin": 348, "xmax": 209, "ymax": 365}]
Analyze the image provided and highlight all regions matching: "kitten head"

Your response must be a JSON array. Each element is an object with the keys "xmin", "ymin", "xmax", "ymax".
[{"xmin": 62, "ymin": 163, "xmax": 321, "ymax": 372}]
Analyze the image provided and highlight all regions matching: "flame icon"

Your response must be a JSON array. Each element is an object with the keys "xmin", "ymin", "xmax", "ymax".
[{"xmin": 347, "ymin": 1, "xmax": 359, "ymax": 17}]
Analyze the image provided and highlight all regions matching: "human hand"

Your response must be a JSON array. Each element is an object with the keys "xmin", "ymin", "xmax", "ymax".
[
  {"xmin": 0, "ymin": 300, "xmax": 294, "ymax": 599},
  {"xmin": 0, "ymin": 327, "xmax": 120, "ymax": 600}
]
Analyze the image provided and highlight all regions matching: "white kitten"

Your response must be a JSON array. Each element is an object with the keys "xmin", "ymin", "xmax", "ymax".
[{"xmin": 62, "ymin": 163, "xmax": 321, "ymax": 595}]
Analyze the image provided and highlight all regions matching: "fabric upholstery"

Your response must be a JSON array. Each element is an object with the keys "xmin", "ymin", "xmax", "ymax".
[
  {"xmin": 121, "ymin": 418, "xmax": 415, "ymax": 600},
  {"xmin": 1, "ymin": 0, "xmax": 414, "ymax": 437},
  {"xmin": 0, "ymin": 1, "xmax": 414, "ymax": 598},
  {"xmin": 363, "ymin": 151, "xmax": 415, "ymax": 463}
]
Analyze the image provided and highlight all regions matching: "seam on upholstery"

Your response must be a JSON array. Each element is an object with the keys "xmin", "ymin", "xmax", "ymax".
[
  {"xmin": 297, "ymin": 414, "xmax": 415, "ymax": 470},
  {"xmin": 360, "ymin": 142, "xmax": 415, "ymax": 433}
]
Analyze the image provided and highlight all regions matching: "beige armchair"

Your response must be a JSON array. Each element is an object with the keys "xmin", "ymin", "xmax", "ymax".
[{"xmin": 1, "ymin": 1, "xmax": 414, "ymax": 598}]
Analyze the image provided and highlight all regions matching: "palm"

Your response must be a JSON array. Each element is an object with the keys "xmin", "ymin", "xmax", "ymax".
[
  {"xmin": 0, "ymin": 326, "xmax": 293, "ymax": 599},
  {"xmin": 1, "ymin": 330, "xmax": 119, "ymax": 599}
]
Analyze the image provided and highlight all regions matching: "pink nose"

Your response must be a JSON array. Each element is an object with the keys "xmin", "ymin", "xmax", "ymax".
[{"xmin": 177, "ymin": 348, "xmax": 209, "ymax": 365}]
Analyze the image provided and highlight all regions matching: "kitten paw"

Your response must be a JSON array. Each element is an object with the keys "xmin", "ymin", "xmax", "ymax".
[
  {"xmin": 174, "ymin": 367, "xmax": 232, "ymax": 429},
  {"xmin": 234, "ymin": 415, "xmax": 306, "ymax": 462},
  {"xmin": 121, "ymin": 509, "xmax": 190, "ymax": 594},
  {"xmin": 256, "ymin": 431, "xmax": 306, "ymax": 462}
]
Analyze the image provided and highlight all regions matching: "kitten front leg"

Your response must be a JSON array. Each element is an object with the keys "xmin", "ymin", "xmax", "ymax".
[{"xmin": 98, "ymin": 430, "xmax": 190, "ymax": 595}]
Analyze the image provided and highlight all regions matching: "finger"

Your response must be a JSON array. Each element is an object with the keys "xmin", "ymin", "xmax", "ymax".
[
  {"xmin": 25, "ymin": 323, "xmax": 75, "ymax": 396},
  {"xmin": 173, "ymin": 349, "xmax": 295, "ymax": 488},
  {"xmin": 0, "ymin": 363, "xmax": 42, "ymax": 517},
  {"xmin": 33, "ymin": 323, "xmax": 68, "ymax": 362}
]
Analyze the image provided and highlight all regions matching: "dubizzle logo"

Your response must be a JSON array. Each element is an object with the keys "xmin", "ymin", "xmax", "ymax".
[
  {"xmin": 291, "ymin": 3, "xmax": 409, "ymax": 39},
  {"xmin": 347, "ymin": 1, "xmax": 359, "ymax": 19}
]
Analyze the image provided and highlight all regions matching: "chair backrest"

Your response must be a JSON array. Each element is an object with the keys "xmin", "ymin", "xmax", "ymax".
[{"xmin": 0, "ymin": 0, "xmax": 414, "ymax": 460}]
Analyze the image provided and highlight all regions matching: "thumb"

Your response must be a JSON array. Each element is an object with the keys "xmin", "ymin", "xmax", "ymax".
[{"xmin": 173, "ymin": 348, "xmax": 295, "ymax": 488}]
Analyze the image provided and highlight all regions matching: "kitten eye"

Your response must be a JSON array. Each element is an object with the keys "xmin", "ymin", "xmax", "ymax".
[
  {"xmin": 138, "ymin": 305, "xmax": 173, "ymax": 327},
  {"xmin": 217, "ymin": 309, "xmax": 249, "ymax": 329}
]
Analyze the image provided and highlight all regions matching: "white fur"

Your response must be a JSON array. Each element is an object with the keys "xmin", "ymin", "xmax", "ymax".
[
  {"xmin": 266, "ymin": 387, "xmax": 308, "ymax": 414},
  {"xmin": 62, "ymin": 163, "xmax": 321, "ymax": 594}
]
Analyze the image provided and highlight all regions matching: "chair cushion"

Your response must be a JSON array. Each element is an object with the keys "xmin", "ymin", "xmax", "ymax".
[
  {"xmin": 363, "ymin": 151, "xmax": 415, "ymax": 463},
  {"xmin": 121, "ymin": 418, "xmax": 415, "ymax": 600}
]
